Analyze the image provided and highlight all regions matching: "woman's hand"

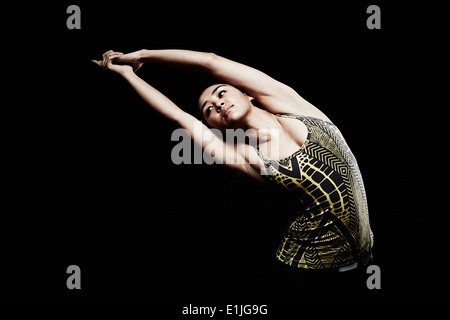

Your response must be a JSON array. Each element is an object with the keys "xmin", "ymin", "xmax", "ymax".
[{"xmin": 91, "ymin": 50, "xmax": 138, "ymax": 75}]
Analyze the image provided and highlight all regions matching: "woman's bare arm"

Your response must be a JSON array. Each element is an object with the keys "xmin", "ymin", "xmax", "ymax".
[
  {"xmin": 118, "ymin": 49, "xmax": 329, "ymax": 120},
  {"xmin": 92, "ymin": 50, "xmax": 260, "ymax": 178}
]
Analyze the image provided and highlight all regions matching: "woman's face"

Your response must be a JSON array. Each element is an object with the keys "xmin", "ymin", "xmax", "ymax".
[{"xmin": 198, "ymin": 84, "xmax": 254, "ymax": 131}]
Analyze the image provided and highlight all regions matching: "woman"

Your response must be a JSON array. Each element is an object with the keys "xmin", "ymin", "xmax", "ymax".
[{"xmin": 92, "ymin": 49, "xmax": 373, "ymax": 272}]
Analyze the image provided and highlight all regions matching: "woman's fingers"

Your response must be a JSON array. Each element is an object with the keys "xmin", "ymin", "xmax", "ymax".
[
  {"xmin": 92, "ymin": 50, "xmax": 128, "ymax": 73},
  {"xmin": 92, "ymin": 50, "xmax": 123, "ymax": 71},
  {"xmin": 105, "ymin": 52, "xmax": 123, "ymax": 70},
  {"xmin": 91, "ymin": 59, "xmax": 101, "ymax": 66},
  {"xmin": 102, "ymin": 50, "xmax": 113, "ymax": 60},
  {"xmin": 101, "ymin": 50, "xmax": 113, "ymax": 68},
  {"xmin": 108, "ymin": 53, "xmax": 123, "ymax": 60}
]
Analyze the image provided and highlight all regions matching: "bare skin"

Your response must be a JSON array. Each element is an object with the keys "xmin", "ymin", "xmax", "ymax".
[{"xmin": 92, "ymin": 49, "xmax": 331, "ymax": 181}]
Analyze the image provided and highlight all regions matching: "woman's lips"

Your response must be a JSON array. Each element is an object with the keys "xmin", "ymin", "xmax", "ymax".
[{"xmin": 221, "ymin": 104, "xmax": 234, "ymax": 118}]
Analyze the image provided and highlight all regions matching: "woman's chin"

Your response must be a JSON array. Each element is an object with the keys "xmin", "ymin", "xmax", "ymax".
[{"xmin": 223, "ymin": 110, "xmax": 245, "ymax": 128}]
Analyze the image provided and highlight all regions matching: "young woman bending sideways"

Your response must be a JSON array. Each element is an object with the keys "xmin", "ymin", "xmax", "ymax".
[{"xmin": 92, "ymin": 49, "xmax": 373, "ymax": 273}]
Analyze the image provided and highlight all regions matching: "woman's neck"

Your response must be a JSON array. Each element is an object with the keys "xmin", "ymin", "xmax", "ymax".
[{"xmin": 238, "ymin": 106, "xmax": 282, "ymax": 144}]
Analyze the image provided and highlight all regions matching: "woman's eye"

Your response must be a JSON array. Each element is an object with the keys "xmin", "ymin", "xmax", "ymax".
[
  {"xmin": 218, "ymin": 90, "xmax": 226, "ymax": 98},
  {"xmin": 206, "ymin": 106, "xmax": 213, "ymax": 116}
]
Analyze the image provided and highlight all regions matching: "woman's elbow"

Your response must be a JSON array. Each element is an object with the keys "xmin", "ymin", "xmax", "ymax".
[{"xmin": 202, "ymin": 52, "xmax": 219, "ymax": 72}]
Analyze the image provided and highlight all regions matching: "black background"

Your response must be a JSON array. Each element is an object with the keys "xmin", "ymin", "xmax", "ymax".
[{"xmin": 2, "ymin": 0, "xmax": 448, "ymax": 302}]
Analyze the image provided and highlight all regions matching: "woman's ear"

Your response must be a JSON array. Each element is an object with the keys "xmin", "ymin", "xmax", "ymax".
[
  {"xmin": 240, "ymin": 88, "xmax": 257, "ymax": 106},
  {"xmin": 248, "ymin": 95, "xmax": 263, "ymax": 109}
]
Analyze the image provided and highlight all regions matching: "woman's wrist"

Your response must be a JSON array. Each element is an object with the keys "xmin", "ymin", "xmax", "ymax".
[
  {"xmin": 119, "ymin": 67, "xmax": 136, "ymax": 79},
  {"xmin": 138, "ymin": 49, "xmax": 154, "ymax": 63}
]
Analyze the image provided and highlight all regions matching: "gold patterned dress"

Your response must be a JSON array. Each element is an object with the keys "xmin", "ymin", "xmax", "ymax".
[{"xmin": 256, "ymin": 114, "xmax": 374, "ymax": 270}]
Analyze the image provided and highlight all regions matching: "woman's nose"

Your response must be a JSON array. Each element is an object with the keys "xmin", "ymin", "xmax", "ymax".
[{"xmin": 216, "ymin": 102, "xmax": 224, "ymax": 112}]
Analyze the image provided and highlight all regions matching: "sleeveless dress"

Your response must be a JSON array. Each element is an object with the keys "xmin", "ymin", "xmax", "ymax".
[{"xmin": 256, "ymin": 114, "xmax": 374, "ymax": 270}]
